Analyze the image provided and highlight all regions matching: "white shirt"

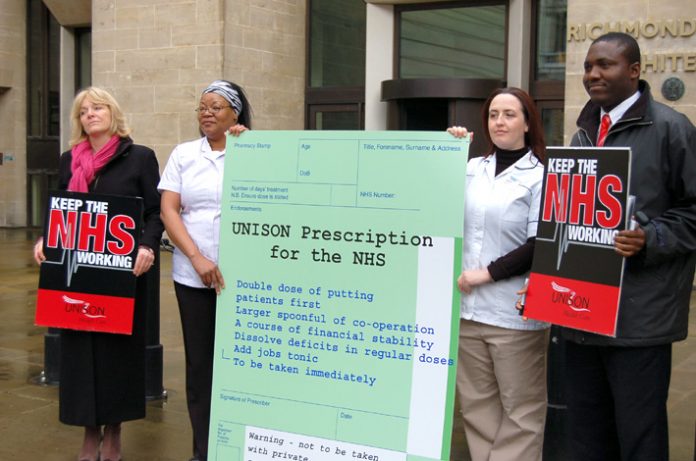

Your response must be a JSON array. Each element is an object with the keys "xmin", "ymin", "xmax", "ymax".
[
  {"xmin": 600, "ymin": 90, "xmax": 641, "ymax": 129},
  {"xmin": 158, "ymin": 137, "xmax": 224, "ymax": 288},
  {"xmin": 461, "ymin": 151, "xmax": 547, "ymax": 330}
]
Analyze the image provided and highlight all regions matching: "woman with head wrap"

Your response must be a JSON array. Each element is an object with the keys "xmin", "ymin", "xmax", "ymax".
[
  {"xmin": 158, "ymin": 80, "xmax": 252, "ymax": 461},
  {"xmin": 33, "ymin": 86, "xmax": 163, "ymax": 461}
]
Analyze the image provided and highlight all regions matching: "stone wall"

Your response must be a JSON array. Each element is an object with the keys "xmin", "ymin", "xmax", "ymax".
[
  {"xmin": 92, "ymin": 0, "xmax": 226, "ymax": 167},
  {"xmin": 91, "ymin": 0, "xmax": 306, "ymax": 169},
  {"xmin": 564, "ymin": 1, "xmax": 696, "ymax": 143},
  {"xmin": 223, "ymin": 0, "xmax": 306, "ymax": 130},
  {"xmin": 0, "ymin": 0, "xmax": 27, "ymax": 226}
]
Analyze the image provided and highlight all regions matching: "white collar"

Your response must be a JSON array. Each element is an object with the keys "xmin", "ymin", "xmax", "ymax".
[
  {"xmin": 201, "ymin": 137, "xmax": 225, "ymax": 160},
  {"xmin": 600, "ymin": 90, "xmax": 641, "ymax": 125}
]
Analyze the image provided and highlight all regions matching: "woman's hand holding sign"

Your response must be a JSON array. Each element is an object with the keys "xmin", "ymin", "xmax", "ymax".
[
  {"xmin": 33, "ymin": 237, "xmax": 46, "ymax": 264},
  {"xmin": 133, "ymin": 245, "xmax": 155, "ymax": 276}
]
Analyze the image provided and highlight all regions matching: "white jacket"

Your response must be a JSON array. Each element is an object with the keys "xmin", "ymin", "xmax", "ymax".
[{"xmin": 461, "ymin": 150, "xmax": 547, "ymax": 330}]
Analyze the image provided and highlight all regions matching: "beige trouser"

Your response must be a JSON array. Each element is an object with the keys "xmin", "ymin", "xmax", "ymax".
[{"xmin": 456, "ymin": 319, "xmax": 548, "ymax": 461}]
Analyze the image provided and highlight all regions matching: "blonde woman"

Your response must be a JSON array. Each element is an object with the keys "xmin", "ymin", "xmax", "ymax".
[{"xmin": 33, "ymin": 87, "xmax": 163, "ymax": 461}]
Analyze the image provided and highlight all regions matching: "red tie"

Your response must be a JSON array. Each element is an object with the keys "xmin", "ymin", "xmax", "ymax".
[{"xmin": 597, "ymin": 113, "xmax": 611, "ymax": 147}]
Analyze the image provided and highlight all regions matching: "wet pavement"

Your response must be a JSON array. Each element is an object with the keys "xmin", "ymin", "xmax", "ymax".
[
  {"xmin": 0, "ymin": 227, "xmax": 693, "ymax": 460},
  {"xmin": 0, "ymin": 228, "xmax": 191, "ymax": 461}
]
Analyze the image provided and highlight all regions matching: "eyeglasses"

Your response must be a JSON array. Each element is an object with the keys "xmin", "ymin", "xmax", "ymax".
[{"xmin": 195, "ymin": 105, "xmax": 231, "ymax": 114}]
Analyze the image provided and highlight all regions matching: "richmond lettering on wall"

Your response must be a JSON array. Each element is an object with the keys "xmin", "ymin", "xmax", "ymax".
[{"xmin": 568, "ymin": 19, "xmax": 696, "ymax": 73}]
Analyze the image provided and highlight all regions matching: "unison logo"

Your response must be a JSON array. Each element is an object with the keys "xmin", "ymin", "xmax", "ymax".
[
  {"xmin": 62, "ymin": 294, "xmax": 107, "ymax": 319},
  {"xmin": 550, "ymin": 281, "xmax": 591, "ymax": 312}
]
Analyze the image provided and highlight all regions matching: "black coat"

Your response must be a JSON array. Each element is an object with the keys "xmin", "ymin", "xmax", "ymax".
[
  {"xmin": 567, "ymin": 81, "xmax": 696, "ymax": 346},
  {"xmin": 56, "ymin": 137, "xmax": 163, "ymax": 426}
]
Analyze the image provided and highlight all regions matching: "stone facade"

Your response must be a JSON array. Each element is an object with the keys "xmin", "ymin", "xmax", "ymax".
[
  {"xmin": 91, "ymin": 0, "xmax": 306, "ymax": 169},
  {"xmin": 0, "ymin": 0, "xmax": 27, "ymax": 227},
  {"xmin": 223, "ymin": 0, "xmax": 306, "ymax": 130},
  {"xmin": 0, "ymin": 0, "xmax": 305, "ymax": 227},
  {"xmin": 564, "ymin": 0, "xmax": 696, "ymax": 143},
  {"xmin": 2, "ymin": 1, "xmax": 694, "ymax": 227}
]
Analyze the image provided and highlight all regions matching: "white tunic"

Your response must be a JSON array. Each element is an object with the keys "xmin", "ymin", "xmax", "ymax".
[
  {"xmin": 461, "ymin": 151, "xmax": 547, "ymax": 330},
  {"xmin": 158, "ymin": 137, "xmax": 224, "ymax": 288}
]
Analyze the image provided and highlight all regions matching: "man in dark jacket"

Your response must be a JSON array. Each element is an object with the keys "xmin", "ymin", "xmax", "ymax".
[{"xmin": 565, "ymin": 32, "xmax": 696, "ymax": 460}]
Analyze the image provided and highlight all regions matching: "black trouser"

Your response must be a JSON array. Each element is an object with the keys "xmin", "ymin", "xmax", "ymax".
[
  {"xmin": 174, "ymin": 282, "xmax": 217, "ymax": 461},
  {"xmin": 565, "ymin": 341, "xmax": 672, "ymax": 461}
]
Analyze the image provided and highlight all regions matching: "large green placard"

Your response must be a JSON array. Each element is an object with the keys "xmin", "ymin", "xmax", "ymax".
[{"xmin": 210, "ymin": 131, "xmax": 469, "ymax": 461}]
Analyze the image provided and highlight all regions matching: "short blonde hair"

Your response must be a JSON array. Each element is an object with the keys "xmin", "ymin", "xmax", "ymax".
[{"xmin": 69, "ymin": 87, "xmax": 131, "ymax": 146}]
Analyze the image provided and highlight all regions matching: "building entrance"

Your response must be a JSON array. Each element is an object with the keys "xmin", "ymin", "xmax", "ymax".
[
  {"xmin": 382, "ymin": 77, "xmax": 503, "ymax": 156},
  {"xmin": 26, "ymin": 0, "xmax": 60, "ymax": 227}
]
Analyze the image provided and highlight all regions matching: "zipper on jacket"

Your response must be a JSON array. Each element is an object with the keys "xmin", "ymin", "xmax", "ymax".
[
  {"xmin": 578, "ymin": 118, "xmax": 652, "ymax": 147},
  {"xmin": 604, "ymin": 119, "xmax": 652, "ymax": 143},
  {"xmin": 576, "ymin": 129, "xmax": 592, "ymax": 146}
]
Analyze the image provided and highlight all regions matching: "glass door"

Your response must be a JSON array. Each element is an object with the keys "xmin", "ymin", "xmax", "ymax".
[{"xmin": 26, "ymin": 0, "xmax": 60, "ymax": 227}]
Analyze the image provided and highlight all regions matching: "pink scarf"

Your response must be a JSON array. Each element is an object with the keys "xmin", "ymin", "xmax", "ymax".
[{"xmin": 68, "ymin": 135, "xmax": 121, "ymax": 192}]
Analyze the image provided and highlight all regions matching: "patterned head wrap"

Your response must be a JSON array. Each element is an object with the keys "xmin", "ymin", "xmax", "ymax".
[{"xmin": 201, "ymin": 80, "xmax": 243, "ymax": 115}]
